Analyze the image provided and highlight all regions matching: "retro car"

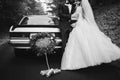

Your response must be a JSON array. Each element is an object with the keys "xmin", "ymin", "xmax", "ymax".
[{"xmin": 9, "ymin": 15, "xmax": 62, "ymax": 56}]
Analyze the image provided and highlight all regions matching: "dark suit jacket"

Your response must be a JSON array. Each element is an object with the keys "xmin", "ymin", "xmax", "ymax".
[
  {"xmin": 58, "ymin": 3, "xmax": 76, "ymax": 49},
  {"xmin": 58, "ymin": 4, "xmax": 71, "ymax": 22},
  {"xmin": 58, "ymin": 3, "xmax": 76, "ymax": 28}
]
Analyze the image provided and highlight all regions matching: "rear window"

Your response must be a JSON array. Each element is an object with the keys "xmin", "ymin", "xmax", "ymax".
[
  {"xmin": 20, "ymin": 17, "xmax": 29, "ymax": 25},
  {"xmin": 19, "ymin": 15, "xmax": 59, "ymax": 25}
]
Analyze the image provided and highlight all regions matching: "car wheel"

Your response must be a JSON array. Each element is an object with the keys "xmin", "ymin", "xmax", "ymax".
[
  {"xmin": 14, "ymin": 48, "xmax": 36, "ymax": 57},
  {"xmin": 14, "ymin": 48, "xmax": 28, "ymax": 57}
]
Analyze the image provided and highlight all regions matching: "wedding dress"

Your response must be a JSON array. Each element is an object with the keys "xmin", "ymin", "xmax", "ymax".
[{"xmin": 61, "ymin": 0, "xmax": 120, "ymax": 70}]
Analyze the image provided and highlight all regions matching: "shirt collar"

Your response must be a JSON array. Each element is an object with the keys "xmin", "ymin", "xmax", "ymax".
[{"xmin": 65, "ymin": 3, "xmax": 71, "ymax": 6}]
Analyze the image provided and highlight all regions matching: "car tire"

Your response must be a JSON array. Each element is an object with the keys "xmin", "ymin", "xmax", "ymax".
[
  {"xmin": 14, "ymin": 48, "xmax": 36, "ymax": 57},
  {"xmin": 14, "ymin": 48, "xmax": 28, "ymax": 57}
]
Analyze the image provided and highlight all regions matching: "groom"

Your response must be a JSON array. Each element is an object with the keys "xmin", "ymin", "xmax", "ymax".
[{"xmin": 58, "ymin": 0, "xmax": 76, "ymax": 52}]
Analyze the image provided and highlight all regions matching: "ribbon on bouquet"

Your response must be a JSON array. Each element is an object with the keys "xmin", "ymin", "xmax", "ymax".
[
  {"xmin": 40, "ymin": 68, "xmax": 61, "ymax": 77},
  {"xmin": 40, "ymin": 52, "xmax": 61, "ymax": 77},
  {"xmin": 30, "ymin": 33, "xmax": 61, "ymax": 77}
]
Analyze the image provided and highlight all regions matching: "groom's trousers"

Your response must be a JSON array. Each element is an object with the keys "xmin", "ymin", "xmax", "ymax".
[{"xmin": 59, "ymin": 21, "xmax": 72, "ymax": 53}]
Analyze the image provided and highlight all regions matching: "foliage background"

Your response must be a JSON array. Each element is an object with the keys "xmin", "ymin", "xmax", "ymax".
[{"xmin": 0, "ymin": 0, "xmax": 120, "ymax": 46}]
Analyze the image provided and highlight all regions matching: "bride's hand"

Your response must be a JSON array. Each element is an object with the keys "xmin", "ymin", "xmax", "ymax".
[
  {"xmin": 71, "ymin": 23, "xmax": 76, "ymax": 28},
  {"xmin": 71, "ymin": 16, "xmax": 77, "ymax": 20},
  {"xmin": 71, "ymin": 14, "xmax": 78, "ymax": 20}
]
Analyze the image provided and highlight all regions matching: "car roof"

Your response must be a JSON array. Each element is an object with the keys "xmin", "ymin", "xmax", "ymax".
[{"xmin": 19, "ymin": 15, "xmax": 58, "ymax": 25}]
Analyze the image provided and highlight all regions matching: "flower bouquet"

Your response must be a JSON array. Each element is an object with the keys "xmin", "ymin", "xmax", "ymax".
[{"xmin": 30, "ymin": 32, "xmax": 61, "ymax": 77}]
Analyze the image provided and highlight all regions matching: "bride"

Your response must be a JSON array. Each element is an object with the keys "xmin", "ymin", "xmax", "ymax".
[{"xmin": 61, "ymin": 0, "xmax": 120, "ymax": 70}]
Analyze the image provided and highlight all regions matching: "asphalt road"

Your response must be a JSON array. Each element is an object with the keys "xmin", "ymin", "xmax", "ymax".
[{"xmin": 0, "ymin": 42, "xmax": 120, "ymax": 80}]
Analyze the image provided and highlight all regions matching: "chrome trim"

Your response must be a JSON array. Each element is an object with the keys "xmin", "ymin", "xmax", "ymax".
[
  {"xmin": 55, "ymin": 46, "xmax": 62, "ymax": 48},
  {"xmin": 18, "ymin": 16, "xmax": 27, "ymax": 25},
  {"xmin": 55, "ymin": 39, "xmax": 62, "ymax": 42},
  {"xmin": 11, "ymin": 27, "xmax": 60, "ymax": 32},
  {"xmin": 15, "ymin": 47, "xmax": 31, "ymax": 49},
  {"xmin": 15, "ymin": 46, "xmax": 61, "ymax": 49},
  {"xmin": 10, "ymin": 39, "xmax": 30, "ymax": 44},
  {"xmin": 9, "ymin": 25, "xmax": 14, "ymax": 32}
]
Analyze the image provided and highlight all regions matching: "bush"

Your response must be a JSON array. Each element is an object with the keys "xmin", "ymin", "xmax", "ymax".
[{"xmin": 94, "ymin": 3, "xmax": 120, "ymax": 47}]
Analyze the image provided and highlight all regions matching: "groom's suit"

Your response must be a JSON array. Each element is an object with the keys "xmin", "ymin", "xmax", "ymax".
[{"xmin": 58, "ymin": 3, "xmax": 76, "ymax": 52}]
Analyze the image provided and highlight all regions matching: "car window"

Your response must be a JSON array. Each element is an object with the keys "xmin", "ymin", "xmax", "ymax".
[
  {"xmin": 20, "ymin": 17, "xmax": 29, "ymax": 25},
  {"xmin": 19, "ymin": 15, "xmax": 59, "ymax": 25}
]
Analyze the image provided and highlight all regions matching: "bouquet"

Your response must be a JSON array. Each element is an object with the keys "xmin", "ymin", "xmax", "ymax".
[
  {"xmin": 30, "ymin": 32, "xmax": 56, "ymax": 56},
  {"xmin": 30, "ymin": 32, "xmax": 61, "ymax": 77}
]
